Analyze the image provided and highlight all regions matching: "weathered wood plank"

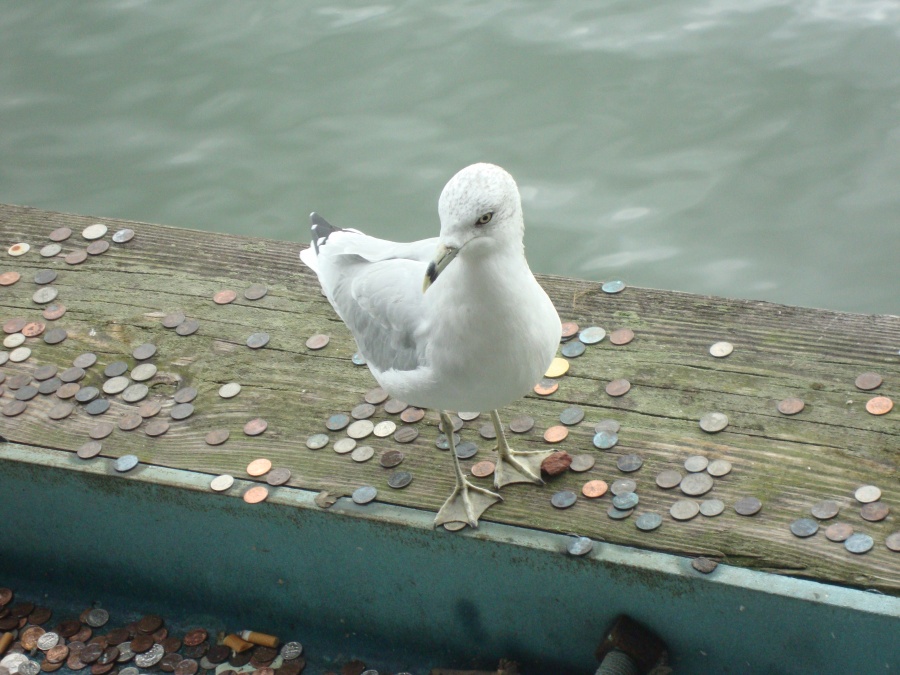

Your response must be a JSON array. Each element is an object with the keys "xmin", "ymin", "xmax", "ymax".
[{"xmin": 1, "ymin": 204, "xmax": 898, "ymax": 594}]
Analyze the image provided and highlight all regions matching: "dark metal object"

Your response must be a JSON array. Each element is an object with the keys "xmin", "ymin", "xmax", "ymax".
[{"xmin": 595, "ymin": 615, "xmax": 667, "ymax": 675}]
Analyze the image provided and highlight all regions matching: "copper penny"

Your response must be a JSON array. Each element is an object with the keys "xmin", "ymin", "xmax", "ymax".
[
  {"xmin": 509, "ymin": 415, "xmax": 534, "ymax": 433},
  {"xmin": 854, "ymin": 372, "xmax": 882, "ymax": 391},
  {"xmin": 582, "ymin": 480, "xmax": 608, "ymax": 498},
  {"xmin": 364, "ymin": 386, "xmax": 389, "ymax": 405},
  {"xmin": 605, "ymin": 378, "xmax": 631, "ymax": 397},
  {"xmin": 244, "ymin": 418, "xmax": 268, "ymax": 436},
  {"xmin": 86, "ymin": 240, "xmax": 109, "ymax": 255},
  {"xmin": 138, "ymin": 400, "xmax": 162, "ymax": 418},
  {"xmin": 777, "ymin": 397, "xmax": 805, "ymax": 415},
  {"xmin": 77, "ymin": 441, "xmax": 102, "ymax": 459},
  {"xmin": 860, "ymin": 502, "xmax": 889, "ymax": 522},
  {"xmin": 21, "ymin": 626, "xmax": 46, "ymax": 650},
  {"xmin": 43, "ymin": 304, "xmax": 67, "ymax": 320},
  {"xmin": 400, "ymin": 407, "xmax": 425, "ymax": 424},
  {"xmin": 175, "ymin": 659, "xmax": 198, "ymax": 675},
  {"xmin": 213, "ymin": 289, "xmax": 237, "ymax": 304},
  {"xmin": 0, "ymin": 271, "xmax": 20, "ymax": 286},
  {"xmin": 47, "ymin": 402, "xmax": 73, "ymax": 420},
  {"xmin": 89, "ymin": 422, "xmax": 115, "ymax": 440},
  {"xmin": 810, "ymin": 499, "xmax": 840, "ymax": 520},
  {"xmin": 205, "ymin": 429, "xmax": 230, "ymax": 445},
  {"xmin": 3, "ymin": 317, "xmax": 26, "ymax": 334},
  {"xmin": 49, "ymin": 227, "xmax": 72, "ymax": 242},
  {"xmin": 533, "ymin": 378, "xmax": 558, "ymax": 396},
  {"xmin": 305, "ymin": 333, "xmax": 329, "ymax": 350},
  {"xmin": 656, "ymin": 470, "xmax": 683, "ymax": 489},
  {"xmin": 543, "ymin": 425, "xmax": 568, "ymax": 443},
  {"xmin": 393, "ymin": 425, "xmax": 419, "ymax": 443},
  {"xmin": 384, "ymin": 398, "xmax": 408, "ymax": 414},
  {"xmin": 560, "ymin": 322, "xmax": 579, "ymax": 340},
  {"xmin": 866, "ymin": 396, "xmax": 893, "ymax": 415},
  {"xmin": 266, "ymin": 467, "xmax": 291, "ymax": 486},
  {"xmin": 379, "ymin": 450, "xmax": 404, "ymax": 468},
  {"xmin": 609, "ymin": 328, "xmax": 634, "ymax": 345},
  {"xmin": 351, "ymin": 402, "xmax": 376, "ymax": 420},
  {"xmin": 65, "ymin": 249, "xmax": 88, "ymax": 265},
  {"xmin": 182, "ymin": 629, "xmax": 207, "ymax": 647},
  {"xmin": 470, "ymin": 460, "xmax": 495, "ymax": 478},
  {"xmin": 243, "ymin": 486, "xmax": 269, "ymax": 504},
  {"xmin": 46, "ymin": 645, "xmax": 69, "ymax": 664},
  {"xmin": 144, "ymin": 419, "xmax": 170, "ymax": 437},
  {"xmin": 136, "ymin": 614, "xmax": 163, "ymax": 634},
  {"xmin": 247, "ymin": 458, "xmax": 272, "ymax": 477},
  {"xmin": 824, "ymin": 522, "xmax": 854, "ymax": 542},
  {"xmin": 884, "ymin": 531, "xmax": 900, "ymax": 552},
  {"xmin": 118, "ymin": 413, "xmax": 143, "ymax": 431}
]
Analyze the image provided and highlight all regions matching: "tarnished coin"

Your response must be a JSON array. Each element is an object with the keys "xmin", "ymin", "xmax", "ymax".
[
  {"xmin": 384, "ymin": 398, "xmax": 408, "ymax": 414},
  {"xmin": 478, "ymin": 422, "xmax": 496, "ymax": 439},
  {"xmin": 454, "ymin": 441, "xmax": 477, "ymax": 459},
  {"xmin": 790, "ymin": 518, "xmax": 819, "ymax": 538},
  {"xmin": 854, "ymin": 372, "xmax": 882, "ymax": 391},
  {"xmin": 40, "ymin": 243, "xmax": 62, "ymax": 257},
  {"xmin": 115, "ymin": 455, "xmax": 139, "ymax": 473},
  {"xmin": 884, "ymin": 531, "xmax": 900, "ymax": 552},
  {"xmin": 43, "ymin": 327, "xmax": 68, "ymax": 344},
  {"xmin": 132, "ymin": 343, "xmax": 157, "ymax": 360},
  {"xmin": 543, "ymin": 425, "xmax": 569, "ymax": 443},
  {"xmin": 670, "ymin": 500, "xmax": 700, "ymax": 521},
  {"xmin": 569, "ymin": 454, "xmax": 595, "ymax": 472},
  {"xmin": 635, "ymin": 512, "xmax": 662, "ymax": 532},
  {"xmin": 49, "ymin": 227, "xmax": 72, "ymax": 242},
  {"xmin": 400, "ymin": 406, "xmax": 425, "ymax": 424},
  {"xmin": 138, "ymin": 399, "xmax": 162, "ymax": 417},
  {"xmin": 243, "ymin": 283, "xmax": 267, "ymax": 300},
  {"xmin": 333, "ymin": 438, "xmax": 357, "ymax": 454},
  {"xmin": 176, "ymin": 319, "xmax": 200, "ymax": 336},
  {"xmin": 810, "ymin": 499, "xmax": 840, "ymax": 520},
  {"xmin": 351, "ymin": 352, "xmax": 367, "ymax": 365},
  {"xmin": 544, "ymin": 357, "xmax": 569, "ymax": 378},
  {"xmin": 34, "ymin": 269, "xmax": 58, "ymax": 285},
  {"xmin": 777, "ymin": 397, "xmax": 805, "ymax": 415},
  {"xmin": 351, "ymin": 402, "xmax": 376, "ymax": 420},
  {"xmin": 351, "ymin": 446, "xmax": 374, "ymax": 463},
  {"xmin": 602, "ymin": 279, "xmax": 626, "ymax": 294},
  {"xmin": 393, "ymin": 426, "xmax": 419, "ymax": 444},
  {"xmin": 388, "ymin": 470, "xmax": 412, "ymax": 489},
  {"xmin": 860, "ymin": 502, "xmax": 889, "ymax": 522},
  {"xmin": 14, "ymin": 384, "xmax": 38, "ymax": 401},
  {"xmin": 324, "ymin": 413, "xmax": 350, "ymax": 432},
  {"xmin": 699, "ymin": 412, "xmax": 728, "ymax": 433},
  {"xmin": 244, "ymin": 417, "xmax": 268, "ymax": 436},
  {"xmin": 595, "ymin": 419, "xmax": 620, "ymax": 433},
  {"xmin": 59, "ymin": 366, "xmax": 85, "ymax": 383},
  {"xmin": 845, "ymin": 533, "xmax": 874, "ymax": 554},
  {"xmin": 170, "ymin": 403, "xmax": 194, "ymax": 420},
  {"xmin": 684, "ymin": 455, "xmax": 709, "ymax": 473},
  {"xmin": 73, "ymin": 352, "xmax": 97, "ymax": 368},
  {"xmin": 617, "ymin": 454, "xmax": 643, "ymax": 473},
  {"xmin": 364, "ymin": 386, "xmax": 389, "ymax": 405},
  {"xmin": 205, "ymin": 429, "xmax": 230, "ymax": 446},
  {"xmin": 734, "ymin": 496, "xmax": 762, "ymax": 516},
  {"xmin": 77, "ymin": 441, "xmax": 102, "ymax": 459},
  {"xmin": 243, "ymin": 486, "xmax": 269, "ymax": 504},
  {"xmin": 162, "ymin": 312, "xmax": 185, "ymax": 328},
  {"xmin": 380, "ymin": 450, "xmax": 404, "ymax": 468},
  {"xmin": 373, "ymin": 420, "xmax": 397, "ymax": 438},
  {"xmin": 435, "ymin": 433, "xmax": 460, "ymax": 451},
  {"xmin": 509, "ymin": 415, "xmax": 534, "ymax": 433},
  {"xmin": 533, "ymin": 378, "xmax": 559, "ymax": 396},
  {"xmin": 699, "ymin": 499, "xmax": 725, "ymax": 517},
  {"xmin": 173, "ymin": 386, "xmax": 197, "ymax": 404},
  {"xmin": 20, "ymin": 627, "xmax": 45, "ymax": 651},
  {"xmin": 605, "ymin": 378, "xmax": 631, "ymax": 397},
  {"xmin": 551, "ymin": 490, "xmax": 577, "ymax": 509},
  {"xmin": 118, "ymin": 413, "xmax": 143, "ymax": 431},
  {"xmin": 35, "ymin": 364, "xmax": 58, "ymax": 380},
  {"xmin": 656, "ymin": 470, "xmax": 682, "ymax": 489},
  {"xmin": 865, "ymin": 396, "xmax": 893, "ymax": 415},
  {"xmin": 112, "ymin": 228, "xmax": 135, "ymax": 243},
  {"xmin": 560, "ymin": 322, "xmax": 579, "ymax": 340},
  {"xmin": 144, "ymin": 419, "xmax": 170, "ymax": 437},
  {"xmin": 855, "ymin": 485, "xmax": 881, "ymax": 503},
  {"xmin": 709, "ymin": 341, "xmax": 734, "ymax": 358},
  {"xmin": 579, "ymin": 326, "xmax": 606, "ymax": 344},
  {"xmin": 64, "ymin": 249, "xmax": 87, "ymax": 265},
  {"xmin": 213, "ymin": 289, "xmax": 236, "ymax": 305},
  {"xmin": 609, "ymin": 328, "xmax": 634, "ymax": 346},
  {"xmin": 607, "ymin": 505, "xmax": 633, "ymax": 520},
  {"xmin": 706, "ymin": 459, "xmax": 732, "ymax": 477},
  {"xmin": 82, "ymin": 223, "xmax": 108, "ymax": 240},
  {"xmin": 103, "ymin": 376, "xmax": 130, "ymax": 395},
  {"xmin": 306, "ymin": 433, "xmax": 329, "ymax": 450},
  {"xmin": 610, "ymin": 478, "xmax": 636, "ymax": 495},
  {"xmin": 47, "ymin": 402, "xmax": 73, "ymax": 420},
  {"xmin": 593, "ymin": 431, "xmax": 618, "ymax": 450},
  {"xmin": 56, "ymin": 382, "xmax": 80, "ymax": 399},
  {"xmin": 0, "ymin": 270, "xmax": 21, "ymax": 285},
  {"xmin": 104, "ymin": 361, "xmax": 128, "ymax": 377},
  {"xmin": 127, "ymin": 363, "xmax": 156, "ymax": 382},
  {"xmin": 305, "ymin": 334, "xmax": 329, "ymax": 350},
  {"xmin": 266, "ymin": 467, "xmax": 291, "ymax": 486},
  {"xmin": 347, "ymin": 419, "xmax": 374, "ymax": 439},
  {"xmin": 86, "ymin": 240, "xmax": 109, "ymax": 255},
  {"xmin": 559, "ymin": 406, "xmax": 585, "ymax": 426},
  {"xmin": 209, "ymin": 475, "xmax": 234, "ymax": 492},
  {"xmin": 6, "ymin": 373, "xmax": 31, "ymax": 389},
  {"xmin": 8, "ymin": 242, "xmax": 30, "ymax": 256},
  {"xmin": 74, "ymin": 386, "xmax": 100, "ymax": 403},
  {"xmin": 85, "ymin": 609, "xmax": 109, "ymax": 628},
  {"xmin": 352, "ymin": 485, "xmax": 377, "ymax": 505},
  {"xmin": 471, "ymin": 461, "xmax": 495, "ymax": 478},
  {"xmin": 561, "ymin": 340, "xmax": 586, "ymax": 358},
  {"xmin": 825, "ymin": 522, "xmax": 854, "ymax": 542},
  {"xmin": 122, "ymin": 383, "xmax": 149, "ymax": 402},
  {"xmin": 582, "ymin": 480, "xmax": 608, "ymax": 498},
  {"xmin": 3, "ymin": 317, "xmax": 26, "ymax": 333},
  {"xmin": 567, "ymin": 536, "xmax": 593, "ymax": 556},
  {"xmin": 612, "ymin": 492, "xmax": 639, "ymax": 510}
]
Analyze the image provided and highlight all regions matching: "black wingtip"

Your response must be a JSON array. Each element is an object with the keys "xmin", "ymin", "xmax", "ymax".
[{"xmin": 310, "ymin": 212, "xmax": 339, "ymax": 254}]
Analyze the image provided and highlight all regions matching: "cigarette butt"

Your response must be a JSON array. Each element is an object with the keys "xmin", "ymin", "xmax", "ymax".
[
  {"xmin": 222, "ymin": 634, "xmax": 254, "ymax": 653},
  {"xmin": 240, "ymin": 631, "xmax": 280, "ymax": 648},
  {"xmin": 0, "ymin": 632, "xmax": 14, "ymax": 656}
]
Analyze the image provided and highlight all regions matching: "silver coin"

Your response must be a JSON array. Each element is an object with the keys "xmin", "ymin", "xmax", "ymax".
[
  {"xmin": 352, "ymin": 485, "xmax": 377, "ymax": 505},
  {"xmin": 373, "ymin": 420, "xmax": 397, "ymax": 438},
  {"xmin": 40, "ymin": 243, "xmax": 62, "ymax": 257},
  {"xmin": 607, "ymin": 505, "xmax": 633, "ymax": 520},
  {"xmin": 115, "ymin": 455, "xmax": 139, "ymax": 472},
  {"xmin": 130, "ymin": 363, "xmax": 157, "ymax": 381},
  {"xmin": 602, "ymin": 279, "xmax": 626, "ymax": 294},
  {"xmin": 32, "ymin": 286, "xmax": 58, "ymax": 304},
  {"xmin": 209, "ymin": 474, "xmax": 234, "ymax": 492},
  {"xmin": 0, "ymin": 351, "xmax": 8, "ymax": 365},
  {"xmin": 351, "ymin": 445, "xmax": 375, "ymax": 463},
  {"xmin": 670, "ymin": 499, "xmax": 700, "ymax": 521},
  {"xmin": 709, "ymin": 341, "xmax": 734, "ymax": 358},
  {"xmin": 1, "ymin": 655, "xmax": 28, "ymax": 674},
  {"xmin": 122, "ymin": 383, "xmax": 149, "ymax": 402},
  {"xmin": 351, "ymin": 352, "xmax": 367, "ymax": 366},
  {"xmin": 594, "ymin": 419, "xmax": 620, "ymax": 433},
  {"xmin": 559, "ymin": 406, "xmax": 585, "ymax": 425},
  {"xmin": 82, "ymin": 223, "xmax": 108, "ymax": 240},
  {"xmin": 18, "ymin": 661, "xmax": 39, "ymax": 675},
  {"xmin": 593, "ymin": 431, "xmax": 618, "ymax": 450},
  {"xmin": 680, "ymin": 472, "xmax": 714, "ymax": 496},
  {"xmin": 34, "ymin": 269, "xmax": 58, "ymax": 285},
  {"xmin": 569, "ymin": 454, "xmax": 596, "ymax": 472},
  {"xmin": 457, "ymin": 411, "xmax": 480, "ymax": 421},
  {"xmin": 218, "ymin": 382, "xmax": 241, "ymax": 398},
  {"xmin": 73, "ymin": 352, "xmax": 97, "ymax": 369},
  {"xmin": 844, "ymin": 533, "xmax": 874, "ymax": 554},
  {"xmin": 9, "ymin": 346, "xmax": 31, "ymax": 362},
  {"xmin": 612, "ymin": 492, "xmax": 639, "ymax": 510},
  {"xmin": 551, "ymin": 490, "xmax": 577, "ymax": 509},
  {"xmin": 656, "ymin": 470, "xmax": 682, "ymax": 489},
  {"xmin": 699, "ymin": 499, "xmax": 725, "ymax": 517},
  {"xmin": 36, "ymin": 633, "xmax": 59, "ymax": 650},
  {"xmin": 120, "ymin": 668, "xmax": 140, "ymax": 675},
  {"xmin": 132, "ymin": 343, "xmax": 157, "ymax": 360},
  {"xmin": 684, "ymin": 455, "xmax": 709, "ymax": 472},
  {"xmin": 103, "ymin": 376, "xmax": 130, "ymax": 394},
  {"xmin": 699, "ymin": 412, "xmax": 729, "ymax": 433},
  {"xmin": 280, "ymin": 642, "xmax": 303, "ymax": 661},
  {"xmin": 135, "ymin": 643, "xmax": 164, "ymax": 668},
  {"xmin": 170, "ymin": 403, "xmax": 194, "ymax": 420},
  {"xmin": 561, "ymin": 340, "xmax": 586, "ymax": 358},
  {"xmin": 3, "ymin": 333, "xmax": 25, "ymax": 348},
  {"xmin": 104, "ymin": 361, "xmax": 128, "ymax": 377},
  {"xmin": 116, "ymin": 643, "xmax": 135, "ymax": 662},
  {"xmin": 246, "ymin": 332, "xmax": 270, "ymax": 349},
  {"xmin": 610, "ymin": 478, "xmax": 636, "ymax": 496},
  {"xmin": 566, "ymin": 536, "xmax": 593, "ymax": 556},
  {"xmin": 706, "ymin": 459, "xmax": 733, "ymax": 477},
  {"xmin": 306, "ymin": 433, "xmax": 329, "ymax": 450},
  {"xmin": 579, "ymin": 326, "xmax": 606, "ymax": 344},
  {"xmin": 85, "ymin": 608, "xmax": 109, "ymax": 627},
  {"xmin": 74, "ymin": 386, "xmax": 100, "ymax": 403},
  {"xmin": 112, "ymin": 228, "xmax": 135, "ymax": 243},
  {"xmin": 635, "ymin": 512, "xmax": 663, "ymax": 532},
  {"xmin": 333, "ymin": 438, "xmax": 357, "ymax": 454},
  {"xmin": 347, "ymin": 419, "xmax": 374, "ymax": 439}
]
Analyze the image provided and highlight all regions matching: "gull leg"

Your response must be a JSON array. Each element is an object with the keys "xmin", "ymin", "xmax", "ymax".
[
  {"xmin": 491, "ymin": 409, "xmax": 554, "ymax": 489},
  {"xmin": 434, "ymin": 411, "xmax": 503, "ymax": 528}
]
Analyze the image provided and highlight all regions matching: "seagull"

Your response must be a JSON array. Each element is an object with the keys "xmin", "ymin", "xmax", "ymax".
[{"xmin": 300, "ymin": 163, "xmax": 561, "ymax": 528}]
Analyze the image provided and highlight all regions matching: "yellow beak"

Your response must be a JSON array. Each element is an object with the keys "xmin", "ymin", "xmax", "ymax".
[{"xmin": 423, "ymin": 244, "xmax": 460, "ymax": 292}]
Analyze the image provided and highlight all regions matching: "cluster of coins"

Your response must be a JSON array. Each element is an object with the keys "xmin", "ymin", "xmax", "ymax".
[{"xmin": 0, "ymin": 588, "xmax": 309, "ymax": 675}]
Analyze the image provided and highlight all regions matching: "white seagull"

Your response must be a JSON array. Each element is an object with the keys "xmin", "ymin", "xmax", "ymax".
[{"xmin": 300, "ymin": 163, "xmax": 561, "ymax": 528}]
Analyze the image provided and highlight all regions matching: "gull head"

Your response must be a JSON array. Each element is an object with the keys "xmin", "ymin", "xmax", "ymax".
[{"xmin": 424, "ymin": 163, "xmax": 524, "ymax": 291}]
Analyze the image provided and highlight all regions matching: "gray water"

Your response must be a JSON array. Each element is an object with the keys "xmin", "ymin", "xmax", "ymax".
[{"xmin": 2, "ymin": 1, "xmax": 899, "ymax": 315}]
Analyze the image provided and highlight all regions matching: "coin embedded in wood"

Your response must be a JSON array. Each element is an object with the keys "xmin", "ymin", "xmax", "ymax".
[
  {"xmin": 33, "ymin": 269, "xmax": 58, "ymax": 285},
  {"xmin": 777, "ymin": 397, "xmax": 805, "ymax": 415},
  {"xmin": 454, "ymin": 441, "xmax": 477, "ymax": 459},
  {"xmin": 85, "ymin": 399, "xmax": 110, "ymax": 416},
  {"xmin": 73, "ymin": 352, "xmax": 97, "ymax": 368},
  {"xmin": 115, "ymin": 455, "xmax": 139, "ymax": 473},
  {"xmin": 47, "ymin": 402, "xmax": 74, "ymax": 420},
  {"xmin": 884, "ymin": 531, "xmax": 900, "ymax": 552},
  {"xmin": 605, "ymin": 378, "xmax": 631, "ymax": 397},
  {"xmin": 699, "ymin": 412, "xmax": 728, "ymax": 433},
  {"xmin": 865, "ymin": 396, "xmax": 893, "ymax": 415},
  {"xmin": 138, "ymin": 400, "xmax": 162, "ymax": 418},
  {"xmin": 103, "ymin": 376, "xmax": 130, "ymax": 395}
]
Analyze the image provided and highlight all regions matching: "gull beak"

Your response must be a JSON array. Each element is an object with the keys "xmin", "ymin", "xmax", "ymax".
[{"xmin": 423, "ymin": 244, "xmax": 460, "ymax": 292}]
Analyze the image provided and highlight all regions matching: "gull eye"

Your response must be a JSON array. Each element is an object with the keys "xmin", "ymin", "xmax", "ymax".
[{"xmin": 475, "ymin": 212, "xmax": 493, "ymax": 226}]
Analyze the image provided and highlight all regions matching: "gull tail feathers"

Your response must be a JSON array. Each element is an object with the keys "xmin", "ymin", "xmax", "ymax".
[{"xmin": 300, "ymin": 211, "xmax": 340, "ymax": 273}]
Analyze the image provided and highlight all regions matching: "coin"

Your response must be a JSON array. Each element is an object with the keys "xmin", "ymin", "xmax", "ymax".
[
  {"xmin": 560, "ymin": 322, "xmax": 579, "ymax": 340},
  {"xmin": 865, "ymin": 396, "xmax": 893, "ymax": 415},
  {"xmin": 138, "ymin": 399, "xmax": 162, "ymax": 417},
  {"xmin": 112, "ymin": 228, "xmax": 135, "ymax": 243},
  {"xmin": 607, "ymin": 505, "xmax": 633, "ymax": 520},
  {"xmin": 454, "ymin": 441, "xmax": 477, "ymax": 459},
  {"xmin": 478, "ymin": 422, "xmax": 496, "ymax": 439},
  {"xmin": 551, "ymin": 490, "xmax": 577, "ymax": 509},
  {"xmin": 8, "ymin": 242, "xmax": 29, "ymax": 256},
  {"xmin": 567, "ymin": 536, "xmax": 593, "ymax": 556},
  {"xmin": 305, "ymin": 432, "xmax": 330, "ymax": 450},
  {"xmin": 115, "ymin": 455, "xmax": 139, "ymax": 472},
  {"xmin": 635, "ymin": 512, "xmax": 662, "ymax": 532},
  {"xmin": 122, "ymin": 383, "xmax": 149, "ymax": 402},
  {"xmin": 132, "ymin": 343, "xmax": 157, "ymax": 360},
  {"xmin": 85, "ymin": 609, "xmax": 109, "ymax": 628},
  {"xmin": 602, "ymin": 280, "xmax": 625, "ymax": 294},
  {"xmin": 595, "ymin": 419, "xmax": 620, "ymax": 433},
  {"xmin": 72, "ymin": 352, "xmax": 97, "ymax": 369},
  {"xmin": 380, "ymin": 450, "xmax": 404, "ymax": 468},
  {"xmin": 37, "ymin": 633, "xmax": 60, "ymax": 650},
  {"xmin": 777, "ymin": 397, "xmax": 805, "ymax": 415},
  {"xmin": 244, "ymin": 418, "xmax": 268, "ymax": 436},
  {"xmin": 670, "ymin": 500, "xmax": 700, "ymax": 521},
  {"xmin": 9, "ymin": 345, "xmax": 32, "ymax": 362},
  {"xmin": 593, "ymin": 431, "xmax": 618, "ymax": 450},
  {"xmin": 280, "ymin": 642, "xmax": 303, "ymax": 661},
  {"xmin": 855, "ymin": 485, "xmax": 881, "ymax": 503},
  {"xmin": 86, "ymin": 240, "xmax": 109, "ymax": 255},
  {"xmin": 35, "ymin": 364, "xmax": 58, "ymax": 380},
  {"xmin": 617, "ymin": 454, "xmax": 643, "ymax": 472},
  {"xmin": 213, "ymin": 289, "xmax": 237, "ymax": 304},
  {"xmin": 131, "ymin": 363, "xmax": 157, "ymax": 381},
  {"xmin": 699, "ymin": 412, "xmax": 728, "ymax": 433},
  {"xmin": 860, "ymin": 502, "xmax": 889, "ymax": 522},
  {"xmin": 203, "ymin": 429, "xmax": 229, "ymax": 446},
  {"xmin": 400, "ymin": 406, "xmax": 425, "ymax": 424},
  {"xmin": 790, "ymin": 518, "xmax": 819, "ymax": 538},
  {"xmin": 46, "ymin": 402, "xmax": 73, "ymax": 420},
  {"xmin": 684, "ymin": 455, "xmax": 709, "ymax": 472},
  {"xmin": 393, "ymin": 426, "xmax": 419, "ymax": 443},
  {"xmin": 103, "ymin": 376, "xmax": 130, "ymax": 394},
  {"xmin": 74, "ymin": 386, "xmax": 100, "ymax": 403},
  {"xmin": 582, "ymin": 480, "xmax": 608, "ymax": 498},
  {"xmin": 40, "ymin": 243, "xmax": 62, "ymax": 257},
  {"xmin": 543, "ymin": 425, "xmax": 569, "ymax": 443},
  {"xmin": 579, "ymin": 326, "xmax": 606, "ymax": 344},
  {"xmin": 387, "ymin": 470, "xmax": 413, "ymax": 489},
  {"xmin": 612, "ymin": 492, "xmax": 639, "ymax": 510},
  {"xmin": 90, "ymin": 422, "xmax": 115, "ymax": 440},
  {"xmin": 610, "ymin": 478, "xmax": 636, "ymax": 495},
  {"xmin": 104, "ymin": 361, "xmax": 128, "ymax": 377},
  {"xmin": 162, "ymin": 312, "xmax": 185, "ymax": 328},
  {"xmin": 209, "ymin": 475, "xmax": 234, "ymax": 492},
  {"xmin": 0, "ymin": 271, "xmax": 20, "ymax": 285},
  {"xmin": 609, "ymin": 328, "xmax": 634, "ymax": 346},
  {"xmin": 699, "ymin": 499, "xmax": 725, "ymax": 517},
  {"xmin": 384, "ymin": 398, "xmax": 408, "ymax": 414},
  {"xmin": 734, "ymin": 496, "xmax": 762, "ymax": 516},
  {"xmin": 170, "ymin": 403, "xmax": 194, "ymax": 420},
  {"xmin": 351, "ymin": 446, "xmax": 374, "ymax": 463},
  {"xmin": 176, "ymin": 319, "xmax": 200, "ymax": 336},
  {"xmin": 82, "ymin": 223, "xmax": 108, "ymax": 240},
  {"xmin": 347, "ymin": 419, "xmax": 374, "ymax": 439},
  {"xmin": 351, "ymin": 402, "xmax": 376, "ymax": 420},
  {"xmin": 709, "ymin": 341, "xmax": 734, "ymax": 358},
  {"xmin": 173, "ymin": 386, "xmax": 197, "ymax": 403},
  {"xmin": 85, "ymin": 398, "xmax": 110, "ymax": 415},
  {"xmin": 533, "ymin": 378, "xmax": 558, "ymax": 396},
  {"xmin": 305, "ymin": 334, "xmax": 329, "ymax": 350},
  {"xmin": 34, "ymin": 269, "xmax": 58, "ymax": 285},
  {"xmin": 64, "ymin": 249, "xmax": 87, "ymax": 265},
  {"xmin": 7, "ymin": 373, "xmax": 31, "ymax": 388},
  {"xmin": 885, "ymin": 531, "xmax": 900, "ymax": 552},
  {"xmin": 569, "ymin": 454, "xmax": 595, "ymax": 472},
  {"xmin": 215, "ymin": 382, "xmax": 241, "ymax": 399},
  {"xmin": 351, "ymin": 352, "xmax": 367, "ymax": 365},
  {"xmin": 706, "ymin": 459, "xmax": 732, "ymax": 477},
  {"xmin": 44, "ymin": 327, "xmax": 68, "ymax": 344},
  {"xmin": 243, "ymin": 486, "xmax": 269, "ymax": 504},
  {"xmin": 509, "ymin": 415, "xmax": 534, "ymax": 433},
  {"xmin": 373, "ymin": 420, "xmax": 397, "ymax": 437},
  {"xmin": 3, "ymin": 333, "xmax": 24, "ymax": 348},
  {"xmin": 118, "ymin": 413, "xmax": 143, "ymax": 431},
  {"xmin": 144, "ymin": 419, "xmax": 170, "ymax": 436},
  {"xmin": 435, "ymin": 433, "xmax": 460, "ymax": 451},
  {"xmin": 854, "ymin": 372, "xmax": 882, "ymax": 391},
  {"xmin": 471, "ymin": 461, "xmax": 495, "ymax": 478},
  {"xmin": 844, "ymin": 533, "xmax": 874, "ymax": 554},
  {"xmin": 352, "ymin": 486, "xmax": 377, "ymax": 505},
  {"xmin": 49, "ymin": 227, "xmax": 72, "ymax": 242},
  {"xmin": 561, "ymin": 340, "xmax": 586, "ymax": 358},
  {"xmin": 810, "ymin": 500, "xmax": 839, "ymax": 520},
  {"xmin": 3, "ymin": 317, "xmax": 27, "ymax": 334},
  {"xmin": 824, "ymin": 522, "xmax": 853, "ymax": 542},
  {"xmin": 656, "ymin": 470, "xmax": 682, "ymax": 489},
  {"xmin": 606, "ymin": 378, "xmax": 631, "ymax": 397},
  {"xmin": 544, "ymin": 357, "xmax": 569, "ymax": 378}
]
